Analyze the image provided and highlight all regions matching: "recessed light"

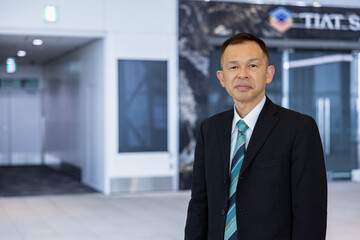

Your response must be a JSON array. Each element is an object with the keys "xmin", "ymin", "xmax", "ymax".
[
  {"xmin": 32, "ymin": 39, "xmax": 43, "ymax": 46},
  {"xmin": 17, "ymin": 50, "xmax": 27, "ymax": 57},
  {"xmin": 294, "ymin": 1, "xmax": 307, "ymax": 6},
  {"xmin": 313, "ymin": 2, "xmax": 322, "ymax": 7}
]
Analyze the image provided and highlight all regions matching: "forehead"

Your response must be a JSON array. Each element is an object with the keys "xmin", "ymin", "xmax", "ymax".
[{"xmin": 222, "ymin": 41, "xmax": 265, "ymax": 61}]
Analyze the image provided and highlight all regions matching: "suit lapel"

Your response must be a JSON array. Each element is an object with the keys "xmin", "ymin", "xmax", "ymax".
[
  {"xmin": 240, "ymin": 97, "xmax": 279, "ymax": 176},
  {"xmin": 216, "ymin": 110, "xmax": 233, "ymax": 184}
]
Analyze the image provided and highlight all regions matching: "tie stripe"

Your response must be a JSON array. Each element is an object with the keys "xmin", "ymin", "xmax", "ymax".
[
  {"xmin": 224, "ymin": 120, "xmax": 248, "ymax": 240},
  {"xmin": 229, "ymin": 155, "xmax": 244, "ymax": 197}
]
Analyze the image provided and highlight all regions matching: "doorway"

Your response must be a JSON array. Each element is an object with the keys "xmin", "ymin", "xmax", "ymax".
[
  {"xmin": 0, "ymin": 34, "xmax": 103, "ymax": 194},
  {"xmin": 0, "ymin": 85, "xmax": 41, "ymax": 166}
]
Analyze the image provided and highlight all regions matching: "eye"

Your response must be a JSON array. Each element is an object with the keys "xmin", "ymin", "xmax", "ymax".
[
  {"xmin": 229, "ymin": 66, "xmax": 238, "ymax": 70},
  {"xmin": 249, "ymin": 64, "xmax": 258, "ymax": 68}
]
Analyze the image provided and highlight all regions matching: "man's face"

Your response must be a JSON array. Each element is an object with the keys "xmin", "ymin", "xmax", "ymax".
[{"xmin": 217, "ymin": 41, "xmax": 275, "ymax": 108}]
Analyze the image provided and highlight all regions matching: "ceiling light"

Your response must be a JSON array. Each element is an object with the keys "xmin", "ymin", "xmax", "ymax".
[
  {"xmin": 32, "ymin": 39, "xmax": 43, "ymax": 46},
  {"xmin": 294, "ymin": 1, "xmax": 307, "ymax": 6},
  {"xmin": 17, "ymin": 50, "xmax": 26, "ymax": 57},
  {"xmin": 313, "ymin": 2, "xmax": 322, "ymax": 7}
]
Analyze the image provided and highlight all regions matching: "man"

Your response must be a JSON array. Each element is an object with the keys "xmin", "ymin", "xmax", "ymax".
[{"xmin": 184, "ymin": 33, "xmax": 327, "ymax": 240}]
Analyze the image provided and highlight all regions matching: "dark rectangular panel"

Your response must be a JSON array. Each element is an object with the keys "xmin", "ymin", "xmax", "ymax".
[{"xmin": 118, "ymin": 60, "xmax": 167, "ymax": 152}]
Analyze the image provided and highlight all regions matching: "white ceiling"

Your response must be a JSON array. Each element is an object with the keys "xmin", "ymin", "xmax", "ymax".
[{"xmin": 0, "ymin": 35, "xmax": 98, "ymax": 66}]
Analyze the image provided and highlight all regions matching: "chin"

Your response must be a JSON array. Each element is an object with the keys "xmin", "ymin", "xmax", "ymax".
[{"xmin": 233, "ymin": 93, "xmax": 251, "ymax": 101}]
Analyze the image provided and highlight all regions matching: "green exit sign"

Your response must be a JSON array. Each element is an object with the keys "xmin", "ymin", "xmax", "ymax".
[{"xmin": 44, "ymin": 6, "xmax": 58, "ymax": 22}]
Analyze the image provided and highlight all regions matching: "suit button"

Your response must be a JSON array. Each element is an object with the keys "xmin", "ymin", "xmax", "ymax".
[
  {"xmin": 239, "ymin": 176, "xmax": 245, "ymax": 180},
  {"xmin": 221, "ymin": 209, "xmax": 226, "ymax": 215},
  {"xmin": 238, "ymin": 208, "xmax": 246, "ymax": 212}
]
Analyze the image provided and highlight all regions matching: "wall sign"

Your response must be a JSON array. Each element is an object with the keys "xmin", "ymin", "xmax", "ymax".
[
  {"xmin": 269, "ymin": 6, "xmax": 360, "ymax": 33},
  {"xmin": 205, "ymin": 1, "xmax": 360, "ymax": 40}
]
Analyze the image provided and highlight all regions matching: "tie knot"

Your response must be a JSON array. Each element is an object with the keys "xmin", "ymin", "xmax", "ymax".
[{"xmin": 236, "ymin": 120, "xmax": 248, "ymax": 134}]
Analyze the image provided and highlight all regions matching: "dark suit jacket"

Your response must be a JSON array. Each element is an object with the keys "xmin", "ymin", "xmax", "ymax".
[{"xmin": 185, "ymin": 97, "xmax": 327, "ymax": 240}]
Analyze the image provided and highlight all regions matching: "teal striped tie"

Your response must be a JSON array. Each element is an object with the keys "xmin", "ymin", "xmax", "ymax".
[{"xmin": 224, "ymin": 120, "xmax": 248, "ymax": 240}]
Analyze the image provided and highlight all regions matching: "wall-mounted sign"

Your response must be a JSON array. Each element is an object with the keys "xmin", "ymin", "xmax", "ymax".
[
  {"xmin": 269, "ymin": 7, "xmax": 294, "ymax": 33},
  {"xmin": 269, "ymin": 6, "xmax": 360, "ymax": 33},
  {"xmin": 205, "ymin": 1, "xmax": 360, "ymax": 40},
  {"xmin": 44, "ymin": 6, "xmax": 58, "ymax": 22},
  {"xmin": 6, "ymin": 58, "xmax": 16, "ymax": 73}
]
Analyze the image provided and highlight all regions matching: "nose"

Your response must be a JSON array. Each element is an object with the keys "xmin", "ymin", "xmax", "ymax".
[{"xmin": 237, "ymin": 67, "xmax": 248, "ymax": 79}]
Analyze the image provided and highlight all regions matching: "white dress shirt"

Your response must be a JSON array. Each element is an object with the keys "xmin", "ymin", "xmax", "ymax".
[{"xmin": 230, "ymin": 96, "xmax": 266, "ymax": 163}]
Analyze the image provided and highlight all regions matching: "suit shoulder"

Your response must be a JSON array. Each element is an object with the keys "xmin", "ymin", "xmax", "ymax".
[
  {"xmin": 276, "ymin": 105, "xmax": 305, "ymax": 118},
  {"xmin": 274, "ymin": 104, "xmax": 318, "ymax": 129},
  {"xmin": 201, "ymin": 109, "xmax": 233, "ymax": 127}
]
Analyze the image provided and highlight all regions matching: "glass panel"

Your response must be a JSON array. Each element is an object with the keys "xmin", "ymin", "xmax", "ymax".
[
  {"xmin": 118, "ymin": 60, "xmax": 167, "ymax": 152},
  {"xmin": 10, "ymin": 91, "xmax": 41, "ymax": 165},
  {"xmin": 1, "ymin": 79, "xmax": 21, "ymax": 89},
  {"xmin": 21, "ymin": 79, "xmax": 39, "ymax": 89},
  {"xmin": 0, "ymin": 78, "xmax": 39, "ymax": 89},
  {"xmin": 0, "ymin": 92, "xmax": 10, "ymax": 165},
  {"xmin": 209, "ymin": 47, "xmax": 233, "ymax": 116},
  {"xmin": 267, "ymin": 49, "xmax": 282, "ymax": 106},
  {"xmin": 288, "ymin": 49, "xmax": 357, "ymax": 173}
]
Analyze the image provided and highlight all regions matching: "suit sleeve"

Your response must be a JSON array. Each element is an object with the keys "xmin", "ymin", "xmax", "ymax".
[
  {"xmin": 291, "ymin": 116, "xmax": 327, "ymax": 240},
  {"xmin": 184, "ymin": 122, "xmax": 208, "ymax": 240}
]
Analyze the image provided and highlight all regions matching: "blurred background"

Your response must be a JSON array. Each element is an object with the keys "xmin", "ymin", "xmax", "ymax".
[{"xmin": 0, "ymin": 0, "xmax": 359, "ymax": 239}]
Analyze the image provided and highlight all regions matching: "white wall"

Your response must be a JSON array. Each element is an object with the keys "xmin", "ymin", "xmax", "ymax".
[
  {"xmin": 43, "ymin": 40, "xmax": 104, "ymax": 191},
  {"xmin": 0, "ymin": 0, "xmax": 105, "ymax": 37},
  {"xmin": 103, "ymin": 0, "xmax": 179, "ymax": 193},
  {"xmin": 43, "ymin": 55, "xmax": 83, "ymax": 168}
]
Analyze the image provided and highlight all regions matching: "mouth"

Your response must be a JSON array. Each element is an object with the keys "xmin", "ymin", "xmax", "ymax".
[{"xmin": 235, "ymin": 84, "xmax": 252, "ymax": 90}]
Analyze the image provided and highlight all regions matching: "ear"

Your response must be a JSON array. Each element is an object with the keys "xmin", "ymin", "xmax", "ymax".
[
  {"xmin": 266, "ymin": 65, "xmax": 275, "ymax": 84},
  {"xmin": 217, "ymin": 70, "xmax": 226, "ymax": 87}
]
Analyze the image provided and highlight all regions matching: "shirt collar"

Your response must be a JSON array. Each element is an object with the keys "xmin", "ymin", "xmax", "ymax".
[{"xmin": 232, "ymin": 95, "xmax": 266, "ymax": 133}]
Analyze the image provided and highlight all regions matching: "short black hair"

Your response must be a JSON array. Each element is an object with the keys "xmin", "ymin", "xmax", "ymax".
[{"xmin": 220, "ymin": 33, "xmax": 269, "ymax": 66}]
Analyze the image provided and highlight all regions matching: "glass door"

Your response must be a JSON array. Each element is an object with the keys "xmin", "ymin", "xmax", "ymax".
[
  {"xmin": 0, "ymin": 90, "xmax": 42, "ymax": 166},
  {"xmin": 0, "ymin": 91, "xmax": 10, "ymax": 164},
  {"xmin": 286, "ymin": 49, "xmax": 358, "ymax": 176}
]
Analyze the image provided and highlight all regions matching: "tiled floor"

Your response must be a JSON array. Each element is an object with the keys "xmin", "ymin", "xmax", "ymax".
[
  {"xmin": 0, "ymin": 182, "xmax": 359, "ymax": 239},
  {"xmin": 0, "ymin": 192, "xmax": 189, "ymax": 240}
]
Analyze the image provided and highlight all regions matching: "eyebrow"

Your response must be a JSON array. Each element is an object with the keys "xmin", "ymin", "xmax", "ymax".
[{"xmin": 226, "ymin": 58, "xmax": 261, "ymax": 66}]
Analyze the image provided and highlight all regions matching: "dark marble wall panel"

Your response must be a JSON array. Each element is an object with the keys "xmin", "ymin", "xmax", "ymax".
[
  {"xmin": 207, "ymin": 3, "xmax": 277, "ymax": 38},
  {"xmin": 178, "ymin": 1, "xmax": 277, "ymax": 189},
  {"xmin": 179, "ymin": 1, "xmax": 210, "ymax": 189}
]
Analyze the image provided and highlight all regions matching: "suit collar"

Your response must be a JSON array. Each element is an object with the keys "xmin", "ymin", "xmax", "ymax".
[
  {"xmin": 240, "ymin": 97, "xmax": 279, "ymax": 176},
  {"xmin": 231, "ymin": 96, "xmax": 266, "ymax": 138}
]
